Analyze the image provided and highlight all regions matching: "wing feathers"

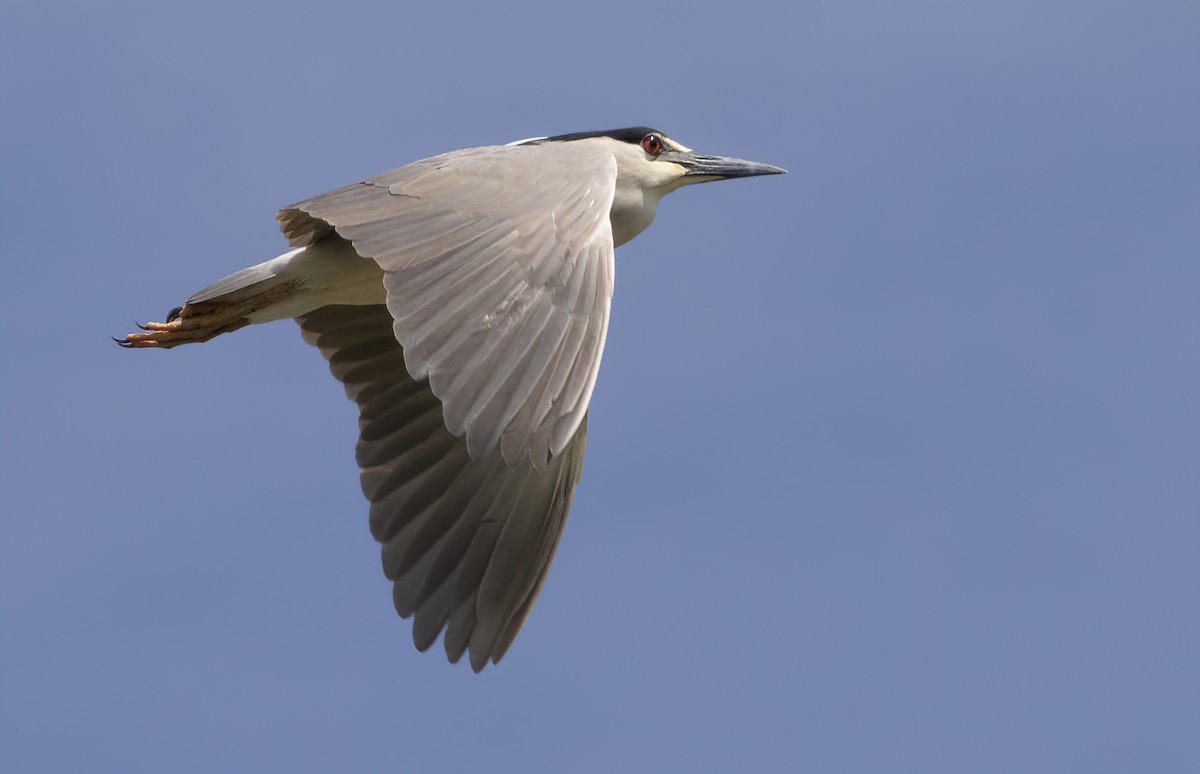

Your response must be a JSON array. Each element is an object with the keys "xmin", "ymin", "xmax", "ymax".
[
  {"xmin": 297, "ymin": 305, "xmax": 588, "ymax": 671},
  {"xmin": 282, "ymin": 143, "xmax": 616, "ymax": 465}
]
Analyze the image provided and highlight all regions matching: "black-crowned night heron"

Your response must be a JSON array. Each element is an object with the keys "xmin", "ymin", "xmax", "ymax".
[{"xmin": 118, "ymin": 127, "xmax": 785, "ymax": 671}]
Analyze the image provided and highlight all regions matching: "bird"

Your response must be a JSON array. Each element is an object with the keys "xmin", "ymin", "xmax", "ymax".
[{"xmin": 117, "ymin": 127, "xmax": 785, "ymax": 672}]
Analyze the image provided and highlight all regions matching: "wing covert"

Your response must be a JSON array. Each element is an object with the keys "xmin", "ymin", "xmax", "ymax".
[{"xmin": 279, "ymin": 143, "xmax": 617, "ymax": 467}]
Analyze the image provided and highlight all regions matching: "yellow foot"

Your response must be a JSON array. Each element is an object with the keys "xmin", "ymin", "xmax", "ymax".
[{"xmin": 114, "ymin": 301, "xmax": 251, "ymax": 349}]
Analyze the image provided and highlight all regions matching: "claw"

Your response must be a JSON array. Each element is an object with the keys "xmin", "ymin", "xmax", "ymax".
[{"xmin": 116, "ymin": 293, "xmax": 263, "ymax": 351}]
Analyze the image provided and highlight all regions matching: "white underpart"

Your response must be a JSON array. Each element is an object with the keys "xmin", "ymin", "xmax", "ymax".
[{"xmin": 245, "ymin": 240, "xmax": 385, "ymax": 323}]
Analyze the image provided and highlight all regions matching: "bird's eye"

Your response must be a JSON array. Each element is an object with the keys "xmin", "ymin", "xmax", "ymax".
[{"xmin": 641, "ymin": 134, "xmax": 663, "ymax": 156}]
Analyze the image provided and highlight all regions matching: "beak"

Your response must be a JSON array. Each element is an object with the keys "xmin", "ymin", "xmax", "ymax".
[{"xmin": 660, "ymin": 151, "xmax": 788, "ymax": 180}]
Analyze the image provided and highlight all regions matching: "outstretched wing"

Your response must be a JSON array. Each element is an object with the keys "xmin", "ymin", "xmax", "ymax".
[
  {"xmin": 279, "ymin": 143, "xmax": 616, "ymax": 468},
  {"xmin": 298, "ymin": 305, "xmax": 587, "ymax": 672}
]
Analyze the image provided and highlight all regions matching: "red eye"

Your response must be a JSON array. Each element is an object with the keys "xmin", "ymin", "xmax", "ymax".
[{"xmin": 641, "ymin": 133, "xmax": 663, "ymax": 156}]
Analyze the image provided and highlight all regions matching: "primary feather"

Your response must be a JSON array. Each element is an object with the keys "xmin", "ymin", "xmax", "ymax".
[{"xmin": 298, "ymin": 304, "xmax": 586, "ymax": 672}]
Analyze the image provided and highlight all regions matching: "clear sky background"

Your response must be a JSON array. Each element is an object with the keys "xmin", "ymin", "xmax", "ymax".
[{"xmin": 1, "ymin": 2, "xmax": 1197, "ymax": 772}]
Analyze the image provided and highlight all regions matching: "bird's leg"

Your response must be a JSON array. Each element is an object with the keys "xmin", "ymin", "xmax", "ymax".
[
  {"xmin": 115, "ymin": 302, "xmax": 251, "ymax": 349},
  {"xmin": 115, "ymin": 282, "xmax": 298, "ymax": 349}
]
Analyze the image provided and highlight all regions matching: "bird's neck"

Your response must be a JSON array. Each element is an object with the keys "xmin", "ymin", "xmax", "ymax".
[{"xmin": 610, "ymin": 185, "xmax": 662, "ymax": 247}]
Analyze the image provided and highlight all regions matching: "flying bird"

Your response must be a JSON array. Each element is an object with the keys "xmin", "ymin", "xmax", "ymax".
[{"xmin": 117, "ymin": 127, "xmax": 785, "ymax": 671}]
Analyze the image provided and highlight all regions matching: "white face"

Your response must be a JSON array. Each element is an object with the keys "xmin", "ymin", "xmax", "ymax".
[
  {"xmin": 600, "ymin": 133, "xmax": 700, "ymax": 196},
  {"xmin": 595, "ymin": 134, "xmax": 699, "ymax": 247},
  {"xmin": 506, "ymin": 129, "xmax": 783, "ymax": 247}
]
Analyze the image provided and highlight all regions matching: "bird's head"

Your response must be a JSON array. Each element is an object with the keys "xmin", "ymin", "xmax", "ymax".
[
  {"xmin": 508, "ymin": 127, "xmax": 785, "ymax": 245},
  {"xmin": 511, "ymin": 126, "xmax": 786, "ymax": 193}
]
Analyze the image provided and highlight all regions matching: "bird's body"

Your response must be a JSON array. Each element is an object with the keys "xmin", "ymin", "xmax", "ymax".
[{"xmin": 119, "ymin": 128, "xmax": 783, "ymax": 671}]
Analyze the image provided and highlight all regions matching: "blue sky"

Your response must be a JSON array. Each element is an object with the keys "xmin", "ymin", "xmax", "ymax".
[{"xmin": 1, "ymin": 1, "xmax": 1197, "ymax": 771}]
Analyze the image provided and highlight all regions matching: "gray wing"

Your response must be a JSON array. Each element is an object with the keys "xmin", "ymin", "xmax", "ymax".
[
  {"xmin": 279, "ymin": 143, "xmax": 616, "ymax": 469},
  {"xmin": 298, "ymin": 304, "xmax": 586, "ymax": 672}
]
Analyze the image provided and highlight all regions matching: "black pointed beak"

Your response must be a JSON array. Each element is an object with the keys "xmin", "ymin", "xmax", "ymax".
[{"xmin": 661, "ymin": 151, "xmax": 788, "ymax": 180}]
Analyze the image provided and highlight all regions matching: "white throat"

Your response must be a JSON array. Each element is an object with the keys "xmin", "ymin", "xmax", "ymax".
[{"xmin": 592, "ymin": 137, "xmax": 690, "ymax": 248}]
